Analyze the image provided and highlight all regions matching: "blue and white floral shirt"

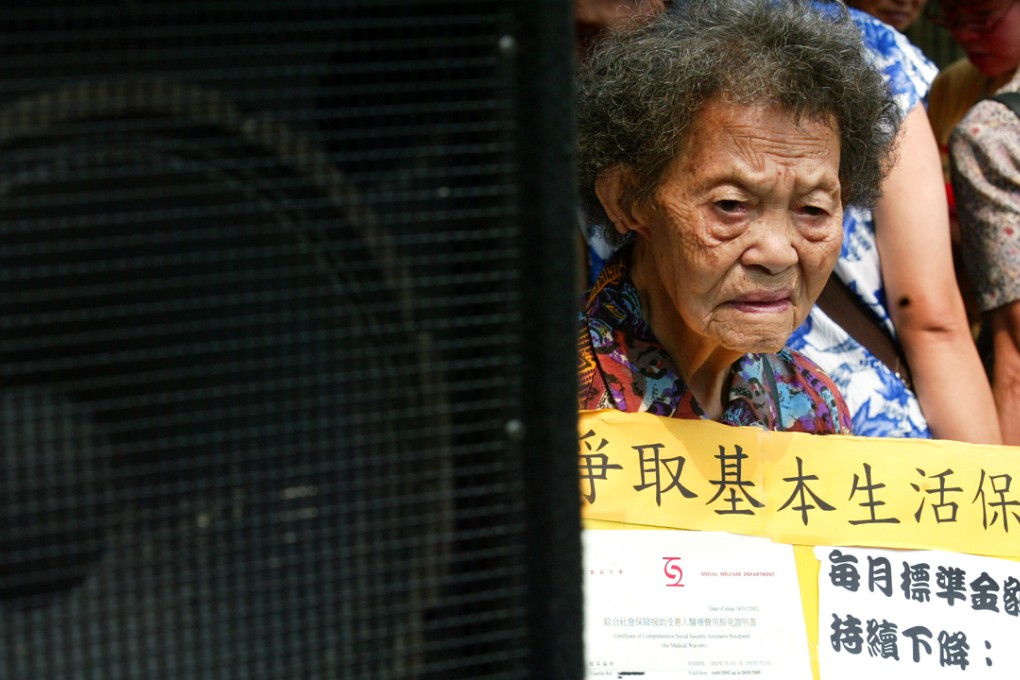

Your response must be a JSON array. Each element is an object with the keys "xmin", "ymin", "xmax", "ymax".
[{"xmin": 786, "ymin": 9, "xmax": 938, "ymax": 438}]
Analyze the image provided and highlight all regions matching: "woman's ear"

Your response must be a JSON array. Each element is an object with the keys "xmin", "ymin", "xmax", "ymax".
[{"xmin": 594, "ymin": 165, "xmax": 649, "ymax": 238}]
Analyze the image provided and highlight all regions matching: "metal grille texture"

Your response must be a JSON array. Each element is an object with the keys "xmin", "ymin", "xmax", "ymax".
[{"xmin": 0, "ymin": 1, "xmax": 581, "ymax": 678}]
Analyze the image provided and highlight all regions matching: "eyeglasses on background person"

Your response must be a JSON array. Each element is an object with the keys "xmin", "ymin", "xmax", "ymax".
[{"xmin": 928, "ymin": 0, "xmax": 1016, "ymax": 33}]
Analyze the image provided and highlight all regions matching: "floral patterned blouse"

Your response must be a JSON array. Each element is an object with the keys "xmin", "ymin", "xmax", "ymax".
[
  {"xmin": 578, "ymin": 247, "xmax": 852, "ymax": 434},
  {"xmin": 951, "ymin": 69, "xmax": 1020, "ymax": 313}
]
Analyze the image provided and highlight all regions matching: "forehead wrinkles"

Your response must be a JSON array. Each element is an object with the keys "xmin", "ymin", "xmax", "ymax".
[
  {"xmin": 674, "ymin": 100, "xmax": 836, "ymax": 165},
  {"xmin": 657, "ymin": 103, "xmax": 840, "ymax": 200},
  {"xmin": 677, "ymin": 125, "xmax": 839, "ymax": 198},
  {"xmin": 722, "ymin": 122, "xmax": 834, "ymax": 167}
]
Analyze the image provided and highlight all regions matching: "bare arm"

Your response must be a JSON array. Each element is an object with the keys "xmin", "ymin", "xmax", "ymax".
[
  {"xmin": 985, "ymin": 304, "xmax": 1020, "ymax": 445},
  {"xmin": 875, "ymin": 105, "xmax": 1001, "ymax": 444}
]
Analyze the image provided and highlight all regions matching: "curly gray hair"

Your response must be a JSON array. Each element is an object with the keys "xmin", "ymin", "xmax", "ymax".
[{"xmin": 576, "ymin": 0, "xmax": 900, "ymax": 239}]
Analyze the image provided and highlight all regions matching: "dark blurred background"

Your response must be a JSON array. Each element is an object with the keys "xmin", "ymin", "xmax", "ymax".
[{"xmin": 0, "ymin": 1, "xmax": 582, "ymax": 678}]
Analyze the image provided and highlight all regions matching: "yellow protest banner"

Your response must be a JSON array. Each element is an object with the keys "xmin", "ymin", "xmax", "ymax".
[{"xmin": 579, "ymin": 410, "xmax": 1020, "ymax": 559}]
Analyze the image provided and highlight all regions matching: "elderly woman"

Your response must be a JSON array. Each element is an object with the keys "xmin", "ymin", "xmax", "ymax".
[{"xmin": 576, "ymin": 0, "xmax": 899, "ymax": 434}]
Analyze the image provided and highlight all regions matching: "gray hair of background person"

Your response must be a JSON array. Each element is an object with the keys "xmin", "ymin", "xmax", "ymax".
[{"xmin": 576, "ymin": 0, "xmax": 901, "ymax": 241}]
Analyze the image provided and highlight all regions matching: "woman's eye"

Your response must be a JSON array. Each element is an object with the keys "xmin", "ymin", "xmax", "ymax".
[
  {"xmin": 715, "ymin": 200, "xmax": 743, "ymax": 213},
  {"xmin": 800, "ymin": 205, "xmax": 828, "ymax": 217}
]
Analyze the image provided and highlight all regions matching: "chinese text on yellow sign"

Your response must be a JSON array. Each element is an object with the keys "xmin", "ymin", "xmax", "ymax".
[{"xmin": 579, "ymin": 410, "xmax": 1020, "ymax": 558}]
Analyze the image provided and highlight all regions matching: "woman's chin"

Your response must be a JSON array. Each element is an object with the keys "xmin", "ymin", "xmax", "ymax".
[
  {"xmin": 719, "ymin": 337, "xmax": 787, "ymax": 357},
  {"xmin": 714, "ymin": 316, "xmax": 797, "ymax": 355}
]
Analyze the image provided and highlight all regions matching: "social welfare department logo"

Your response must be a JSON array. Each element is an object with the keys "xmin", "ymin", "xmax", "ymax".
[{"xmin": 662, "ymin": 556, "xmax": 684, "ymax": 587}]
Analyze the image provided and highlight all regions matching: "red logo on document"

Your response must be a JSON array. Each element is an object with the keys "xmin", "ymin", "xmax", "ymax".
[{"xmin": 662, "ymin": 556, "xmax": 684, "ymax": 587}]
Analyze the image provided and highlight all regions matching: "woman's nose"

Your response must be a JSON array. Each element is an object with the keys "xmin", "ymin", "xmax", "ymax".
[{"xmin": 741, "ymin": 216, "xmax": 799, "ymax": 274}]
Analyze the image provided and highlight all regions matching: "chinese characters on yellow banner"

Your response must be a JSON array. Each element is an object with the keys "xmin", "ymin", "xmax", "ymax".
[{"xmin": 579, "ymin": 410, "xmax": 1020, "ymax": 559}]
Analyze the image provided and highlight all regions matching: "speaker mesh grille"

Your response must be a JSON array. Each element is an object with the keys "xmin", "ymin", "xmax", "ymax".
[{"xmin": 0, "ymin": 2, "xmax": 578, "ymax": 678}]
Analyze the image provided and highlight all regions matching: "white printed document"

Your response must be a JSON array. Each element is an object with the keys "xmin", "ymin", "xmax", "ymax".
[{"xmin": 583, "ymin": 529, "xmax": 812, "ymax": 679}]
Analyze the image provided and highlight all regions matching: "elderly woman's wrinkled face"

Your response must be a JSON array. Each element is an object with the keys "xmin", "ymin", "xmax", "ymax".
[{"xmin": 631, "ymin": 101, "xmax": 842, "ymax": 355}]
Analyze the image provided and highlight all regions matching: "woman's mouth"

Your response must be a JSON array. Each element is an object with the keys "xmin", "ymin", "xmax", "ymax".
[{"xmin": 729, "ymin": 292, "xmax": 792, "ymax": 313}]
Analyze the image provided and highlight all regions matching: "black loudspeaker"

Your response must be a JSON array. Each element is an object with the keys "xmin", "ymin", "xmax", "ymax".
[{"xmin": 0, "ymin": 2, "xmax": 581, "ymax": 678}]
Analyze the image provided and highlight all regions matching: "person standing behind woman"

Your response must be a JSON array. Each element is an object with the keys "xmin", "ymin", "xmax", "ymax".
[
  {"xmin": 929, "ymin": 0, "xmax": 1020, "ymax": 239},
  {"xmin": 786, "ymin": 6, "xmax": 1001, "ymax": 443},
  {"xmin": 946, "ymin": 1, "xmax": 1020, "ymax": 443},
  {"xmin": 573, "ymin": 0, "xmax": 667, "ymax": 62},
  {"xmin": 846, "ymin": 0, "xmax": 928, "ymax": 31}
]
